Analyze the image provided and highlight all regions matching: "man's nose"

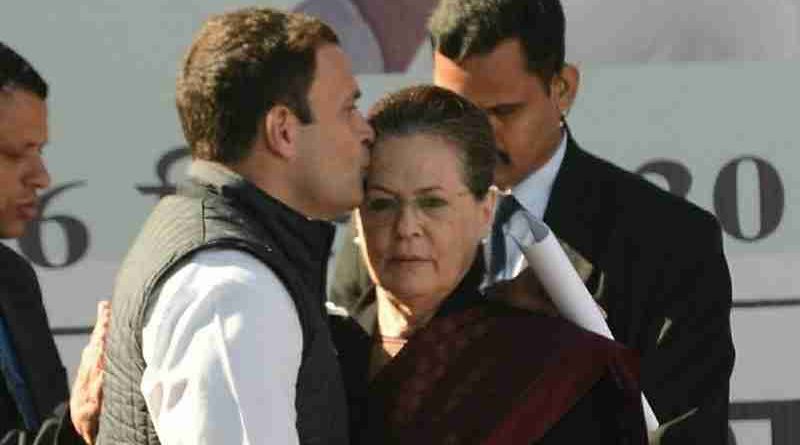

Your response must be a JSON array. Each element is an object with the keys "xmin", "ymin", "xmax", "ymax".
[
  {"xmin": 25, "ymin": 155, "xmax": 51, "ymax": 190},
  {"xmin": 358, "ymin": 111, "xmax": 375, "ymax": 147},
  {"xmin": 488, "ymin": 115, "xmax": 503, "ymax": 145}
]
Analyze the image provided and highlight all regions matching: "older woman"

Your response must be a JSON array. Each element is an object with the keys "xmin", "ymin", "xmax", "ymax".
[{"xmin": 331, "ymin": 85, "xmax": 647, "ymax": 444}]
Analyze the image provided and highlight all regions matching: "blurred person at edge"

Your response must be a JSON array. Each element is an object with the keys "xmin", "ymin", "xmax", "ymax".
[{"xmin": 0, "ymin": 41, "xmax": 110, "ymax": 445}]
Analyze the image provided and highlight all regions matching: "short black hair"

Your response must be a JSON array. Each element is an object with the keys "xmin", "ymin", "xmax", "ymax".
[
  {"xmin": 176, "ymin": 7, "xmax": 339, "ymax": 163},
  {"xmin": 0, "ymin": 42, "xmax": 48, "ymax": 99},
  {"xmin": 368, "ymin": 85, "xmax": 496, "ymax": 199},
  {"xmin": 429, "ymin": 0, "xmax": 565, "ymax": 83}
]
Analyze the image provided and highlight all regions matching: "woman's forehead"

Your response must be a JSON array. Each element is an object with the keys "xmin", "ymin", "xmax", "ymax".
[{"xmin": 368, "ymin": 136, "xmax": 465, "ymax": 191}]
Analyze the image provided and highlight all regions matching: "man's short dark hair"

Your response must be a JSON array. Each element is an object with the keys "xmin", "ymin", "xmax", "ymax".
[
  {"xmin": 176, "ymin": 7, "xmax": 339, "ymax": 163},
  {"xmin": 368, "ymin": 85, "xmax": 496, "ymax": 199},
  {"xmin": 0, "ymin": 42, "xmax": 48, "ymax": 99},
  {"xmin": 429, "ymin": 0, "xmax": 565, "ymax": 83}
]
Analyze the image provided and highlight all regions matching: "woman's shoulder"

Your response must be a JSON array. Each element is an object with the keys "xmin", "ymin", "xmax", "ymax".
[{"xmin": 479, "ymin": 302, "xmax": 634, "ymax": 359}]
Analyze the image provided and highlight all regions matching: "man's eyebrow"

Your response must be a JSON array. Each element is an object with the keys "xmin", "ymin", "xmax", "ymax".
[
  {"xmin": 486, "ymin": 102, "xmax": 524, "ymax": 114},
  {"xmin": 25, "ymin": 140, "xmax": 48, "ymax": 151}
]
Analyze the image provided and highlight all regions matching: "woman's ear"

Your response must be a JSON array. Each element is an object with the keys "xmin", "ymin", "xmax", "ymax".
[
  {"xmin": 550, "ymin": 64, "xmax": 580, "ymax": 116},
  {"xmin": 263, "ymin": 105, "xmax": 300, "ymax": 159}
]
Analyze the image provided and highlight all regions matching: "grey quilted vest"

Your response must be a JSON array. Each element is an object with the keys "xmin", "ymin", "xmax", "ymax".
[{"xmin": 96, "ymin": 161, "xmax": 349, "ymax": 444}]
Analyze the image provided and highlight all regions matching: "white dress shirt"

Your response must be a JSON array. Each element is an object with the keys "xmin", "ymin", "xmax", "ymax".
[
  {"xmin": 489, "ymin": 132, "xmax": 568, "ymax": 282},
  {"xmin": 141, "ymin": 249, "xmax": 302, "ymax": 445}
]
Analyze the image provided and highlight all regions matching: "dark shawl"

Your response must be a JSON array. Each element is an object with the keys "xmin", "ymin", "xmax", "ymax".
[{"xmin": 332, "ymin": 257, "xmax": 647, "ymax": 444}]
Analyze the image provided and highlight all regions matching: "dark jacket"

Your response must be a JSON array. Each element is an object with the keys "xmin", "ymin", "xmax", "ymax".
[
  {"xmin": 543, "ymin": 135, "xmax": 734, "ymax": 443},
  {"xmin": 97, "ymin": 162, "xmax": 349, "ymax": 445},
  {"xmin": 0, "ymin": 243, "xmax": 82, "ymax": 445}
]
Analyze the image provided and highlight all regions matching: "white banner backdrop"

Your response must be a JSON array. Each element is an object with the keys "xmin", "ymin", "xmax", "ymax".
[{"xmin": 2, "ymin": 1, "xmax": 798, "ymax": 443}]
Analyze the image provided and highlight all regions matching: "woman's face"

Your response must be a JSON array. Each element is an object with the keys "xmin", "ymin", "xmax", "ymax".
[{"xmin": 357, "ymin": 133, "xmax": 494, "ymax": 306}]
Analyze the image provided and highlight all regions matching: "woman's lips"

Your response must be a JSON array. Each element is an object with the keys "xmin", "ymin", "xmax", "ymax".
[{"xmin": 390, "ymin": 255, "xmax": 429, "ymax": 264}]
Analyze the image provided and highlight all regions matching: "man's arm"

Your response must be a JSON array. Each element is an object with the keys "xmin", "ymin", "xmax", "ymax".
[
  {"xmin": 641, "ymin": 218, "xmax": 734, "ymax": 444},
  {"xmin": 140, "ymin": 249, "xmax": 302, "ymax": 445},
  {"xmin": 66, "ymin": 301, "xmax": 111, "ymax": 445}
]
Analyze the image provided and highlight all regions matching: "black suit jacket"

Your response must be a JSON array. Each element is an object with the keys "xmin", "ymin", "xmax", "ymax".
[
  {"xmin": 0, "ymin": 243, "xmax": 80, "ymax": 445},
  {"xmin": 544, "ymin": 136, "xmax": 734, "ymax": 444}
]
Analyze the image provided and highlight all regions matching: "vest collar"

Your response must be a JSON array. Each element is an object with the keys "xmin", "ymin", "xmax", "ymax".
[{"xmin": 187, "ymin": 160, "xmax": 336, "ymax": 290}]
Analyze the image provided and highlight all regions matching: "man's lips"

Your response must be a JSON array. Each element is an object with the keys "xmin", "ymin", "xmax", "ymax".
[{"xmin": 16, "ymin": 201, "xmax": 39, "ymax": 220}]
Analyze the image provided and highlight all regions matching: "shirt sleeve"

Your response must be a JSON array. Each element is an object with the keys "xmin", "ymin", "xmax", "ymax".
[{"xmin": 140, "ymin": 249, "xmax": 302, "ymax": 445}]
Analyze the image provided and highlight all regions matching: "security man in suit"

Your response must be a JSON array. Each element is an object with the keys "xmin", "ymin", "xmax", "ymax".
[
  {"xmin": 429, "ymin": 1, "xmax": 734, "ymax": 442},
  {"xmin": 1, "ymin": 41, "xmax": 108, "ymax": 445}
]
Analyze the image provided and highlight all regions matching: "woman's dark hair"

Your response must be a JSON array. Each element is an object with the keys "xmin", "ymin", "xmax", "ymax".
[{"xmin": 368, "ymin": 85, "xmax": 496, "ymax": 199}]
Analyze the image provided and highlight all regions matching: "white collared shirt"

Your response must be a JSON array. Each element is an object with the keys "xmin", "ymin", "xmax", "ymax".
[
  {"xmin": 488, "ymin": 132, "xmax": 568, "ymax": 282},
  {"xmin": 141, "ymin": 249, "xmax": 302, "ymax": 445}
]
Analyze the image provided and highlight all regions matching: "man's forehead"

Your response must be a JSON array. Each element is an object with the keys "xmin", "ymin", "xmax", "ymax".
[
  {"xmin": 0, "ymin": 88, "xmax": 46, "ymax": 115},
  {"xmin": 310, "ymin": 44, "xmax": 358, "ymax": 99},
  {"xmin": 434, "ymin": 53, "xmax": 526, "ymax": 108},
  {"xmin": 313, "ymin": 45, "xmax": 354, "ymax": 83},
  {"xmin": 0, "ymin": 90, "xmax": 16, "ymax": 120},
  {"xmin": 0, "ymin": 89, "xmax": 48, "ymax": 147}
]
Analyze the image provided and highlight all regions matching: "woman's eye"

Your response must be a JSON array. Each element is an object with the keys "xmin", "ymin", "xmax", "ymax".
[
  {"xmin": 365, "ymin": 197, "xmax": 396, "ymax": 212},
  {"xmin": 417, "ymin": 196, "xmax": 448, "ymax": 209}
]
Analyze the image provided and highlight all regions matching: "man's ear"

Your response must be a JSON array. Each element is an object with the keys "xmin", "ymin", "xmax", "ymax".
[
  {"xmin": 480, "ymin": 187, "xmax": 498, "ymax": 236},
  {"xmin": 550, "ymin": 64, "xmax": 580, "ymax": 116},
  {"xmin": 263, "ymin": 105, "xmax": 300, "ymax": 159}
]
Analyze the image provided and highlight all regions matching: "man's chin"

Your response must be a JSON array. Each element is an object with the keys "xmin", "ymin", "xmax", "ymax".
[
  {"xmin": 0, "ymin": 221, "xmax": 27, "ymax": 240},
  {"xmin": 324, "ymin": 195, "xmax": 361, "ymax": 222}
]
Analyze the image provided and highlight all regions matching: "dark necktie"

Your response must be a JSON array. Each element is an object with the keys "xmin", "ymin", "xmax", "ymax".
[
  {"xmin": 490, "ymin": 195, "xmax": 521, "ymax": 278},
  {"xmin": 0, "ymin": 316, "xmax": 39, "ymax": 430}
]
